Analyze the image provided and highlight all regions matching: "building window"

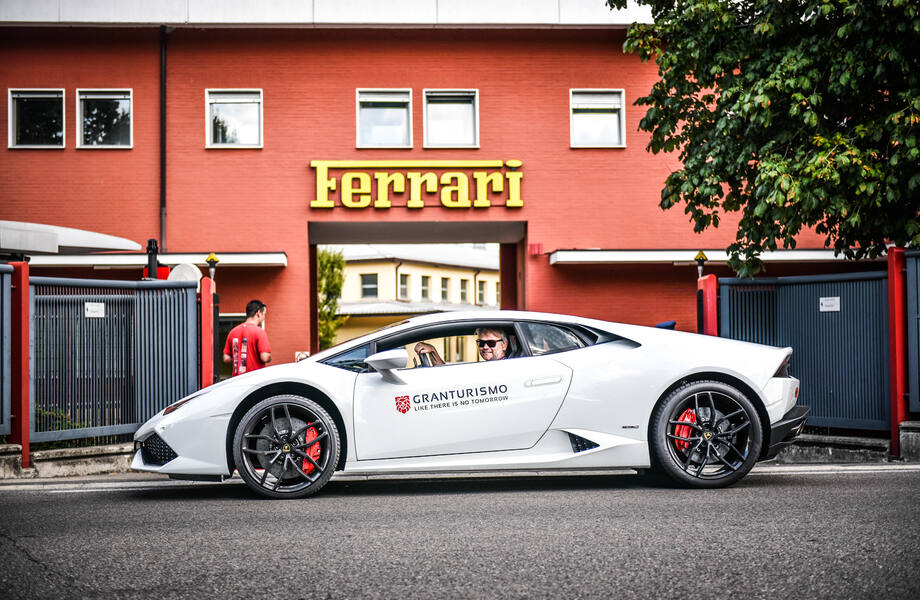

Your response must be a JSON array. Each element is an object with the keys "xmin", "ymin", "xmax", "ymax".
[
  {"xmin": 361, "ymin": 273, "xmax": 378, "ymax": 298},
  {"xmin": 357, "ymin": 89, "xmax": 411, "ymax": 148},
  {"xmin": 496, "ymin": 282, "xmax": 501, "ymax": 307},
  {"xmin": 207, "ymin": 89, "xmax": 262, "ymax": 148},
  {"xmin": 423, "ymin": 89, "xmax": 478, "ymax": 148},
  {"xmin": 441, "ymin": 277, "xmax": 450, "ymax": 302},
  {"xmin": 9, "ymin": 89, "xmax": 64, "ymax": 148},
  {"xmin": 477, "ymin": 280, "xmax": 486, "ymax": 305},
  {"xmin": 421, "ymin": 275, "xmax": 430, "ymax": 300},
  {"xmin": 77, "ymin": 89, "xmax": 132, "ymax": 148},
  {"xmin": 460, "ymin": 279, "xmax": 469, "ymax": 303},
  {"xmin": 570, "ymin": 89, "xmax": 625, "ymax": 148},
  {"xmin": 399, "ymin": 273, "xmax": 410, "ymax": 300}
]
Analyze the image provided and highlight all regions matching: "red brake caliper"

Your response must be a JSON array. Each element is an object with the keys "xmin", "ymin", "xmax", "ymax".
[
  {"xmin": 674, "ymin": 409, "xmax": 697, "ymax": 451},
  {"xmin": 301, "ymin": 427, "xmax": 322, "ymax": 474}
]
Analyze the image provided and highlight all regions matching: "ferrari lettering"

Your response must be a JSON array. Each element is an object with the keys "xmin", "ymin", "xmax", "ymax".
[{"xmin": 310, "ymin": 160, "xmax": 523, "ymax": 209}]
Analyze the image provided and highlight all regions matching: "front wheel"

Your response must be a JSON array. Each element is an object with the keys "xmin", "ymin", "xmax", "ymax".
[
  {"xmin": 233, "ymin": 395, "xmax": 340, "ymax": 499},
  {"xmin": 649, "ymin": 380, "xmax": 762, "ymax": 488}
]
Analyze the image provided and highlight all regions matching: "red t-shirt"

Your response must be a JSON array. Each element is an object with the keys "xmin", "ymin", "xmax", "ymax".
[{"xmin": 223, "ymin": 323, "xmax": 271, "ymax": 376}]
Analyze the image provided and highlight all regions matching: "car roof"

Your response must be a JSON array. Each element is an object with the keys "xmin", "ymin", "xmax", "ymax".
[{"xmin": 309, "ymin": 310, "xmax": 617, "ymax": 361}]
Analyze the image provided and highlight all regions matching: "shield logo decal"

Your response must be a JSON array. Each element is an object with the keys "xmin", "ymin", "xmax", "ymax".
[{"xmin": 395, "ymin": 395, "xmax": 411, "ymax": 414}]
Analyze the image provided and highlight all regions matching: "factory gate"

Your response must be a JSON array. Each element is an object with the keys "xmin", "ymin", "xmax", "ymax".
[{"xmin": 719, "ymin": 272, "xmax": 890, "ymax": 430}]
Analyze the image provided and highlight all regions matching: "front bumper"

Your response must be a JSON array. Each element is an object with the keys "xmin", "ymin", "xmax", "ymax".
[{"xmin": 761, "ymin": 405, "xmax": 810, "ymax": 460}]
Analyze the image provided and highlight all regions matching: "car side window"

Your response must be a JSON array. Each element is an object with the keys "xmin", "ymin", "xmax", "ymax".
[
  {"xmin": 322, "ymin": 344, "xmax": 371, "ymax": 372},
  {"xmin": 379, "ymin": 323, "xmax": 520, "ymax": 367},
  {"xmin": 520, "ymin": 323, "xmax": 585, "ymax": 356}
]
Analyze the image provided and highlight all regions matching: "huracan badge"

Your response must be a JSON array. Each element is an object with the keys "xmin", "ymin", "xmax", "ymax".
[{"xmin": 395, "ymin": 395, "xmax": 411, "ymax": 414}]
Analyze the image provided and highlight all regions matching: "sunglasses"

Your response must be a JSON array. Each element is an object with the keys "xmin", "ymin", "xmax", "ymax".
[{"xmin": 476, "ymin": 339, "xmax": 503, "ymax": 348}]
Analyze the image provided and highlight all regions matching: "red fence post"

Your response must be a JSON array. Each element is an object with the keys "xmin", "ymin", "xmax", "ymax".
[
  {"xmin": 309, "ymin": 244, "xmax": 319, "ymax": 356},
  {"xmin": 199, "ymin": 277, "xmax": 214, "ymax": 388},
  {"xmin": 697, "ymin": 274, "xmax": 718, "ymax": 336},
  {"xmin": 888, "ymin": 247, "xmax": 907, "ymax": 457},
  {"xmin": 9, "ymin": 262, "xmax": 30, "ymax": 469}
]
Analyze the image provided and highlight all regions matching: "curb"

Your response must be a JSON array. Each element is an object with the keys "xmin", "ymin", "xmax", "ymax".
[{"xmin": 3, "ymin": 430, "xmax": 916, "ymax": 480}]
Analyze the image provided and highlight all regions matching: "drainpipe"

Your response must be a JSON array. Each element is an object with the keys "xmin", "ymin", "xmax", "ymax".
[
  {"xmin": 159, "ymin": 26, "xmax": 168, "ymax": 250},
  {"xmin": 472, "ymin": 269, "xmax": 481, "ymax": 305},
  {"xmin": 395, "ymin": 261, "xmax": 404, "ymax": 301}
]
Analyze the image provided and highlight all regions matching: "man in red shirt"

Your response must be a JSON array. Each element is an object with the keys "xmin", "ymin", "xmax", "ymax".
[{"xmin": 223, "ymin": 299, "xmax": 272, "ymax": 376}]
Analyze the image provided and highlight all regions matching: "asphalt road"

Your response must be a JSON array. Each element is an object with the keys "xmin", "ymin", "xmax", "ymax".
[{"xmin": 1, "ymin": 466, "xmax": 919, "ymax": 599}]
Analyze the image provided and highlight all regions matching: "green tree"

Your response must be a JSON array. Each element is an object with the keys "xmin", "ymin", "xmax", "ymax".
[
  {"xmin": 317, "ymin": 248, "xmax": 348, "ymax": 350},
  {"xmin": 608, "ymin": 0, "xmax": 920, "ymax": 275}
]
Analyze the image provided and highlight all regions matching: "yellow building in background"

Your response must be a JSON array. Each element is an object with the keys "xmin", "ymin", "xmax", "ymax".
[{"xmin": 325, "ymin": 244, "xmax": 500, "ymax": 349}]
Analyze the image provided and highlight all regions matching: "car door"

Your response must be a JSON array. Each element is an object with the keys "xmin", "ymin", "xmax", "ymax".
[{"xmin": 353, "ymin": 355, "xmax": 573, "ymax": 460}]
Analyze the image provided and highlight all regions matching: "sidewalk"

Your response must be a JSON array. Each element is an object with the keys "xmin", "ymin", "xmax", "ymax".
[{"xmin": 3, "ymin": 429, "xmax": 917, "ymax": 481}]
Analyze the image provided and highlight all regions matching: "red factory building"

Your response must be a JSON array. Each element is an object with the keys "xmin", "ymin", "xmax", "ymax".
[{"xmin": 0, "ymin": 1, "xmax": 864, "ymax": 362}]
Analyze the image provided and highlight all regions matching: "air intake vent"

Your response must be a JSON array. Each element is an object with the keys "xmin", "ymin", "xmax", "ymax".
[
  {"xmin": 568, "ymin": 433, "xmax": 599, "ymax": 453},
  {"xmin": 139, "ymin": 433, "xmax": 178, "ymax": 465}
]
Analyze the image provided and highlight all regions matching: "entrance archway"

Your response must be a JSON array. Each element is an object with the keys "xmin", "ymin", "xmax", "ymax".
[{"xmin": 307, "ymin": 221, "xmax": 526, "ymax": 353}]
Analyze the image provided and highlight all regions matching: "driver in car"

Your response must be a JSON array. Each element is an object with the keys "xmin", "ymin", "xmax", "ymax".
[{"xmin": 414, "ymin": 327, "xmax": 508, "ymax": 366}]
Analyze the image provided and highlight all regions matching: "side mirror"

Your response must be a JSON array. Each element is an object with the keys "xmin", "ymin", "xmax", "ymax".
[{"xmin": 364, "ymin": 348, "xmax": 408, "ymax": 384}]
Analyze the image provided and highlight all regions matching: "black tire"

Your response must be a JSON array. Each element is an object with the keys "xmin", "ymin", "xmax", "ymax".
[
  {"xmin": 649, "ymin": 380, "xmax": 762, "ymax": 488},
  {"xmin": 233, "ymin": 395, "xmax": 340, "ymax": 499}
]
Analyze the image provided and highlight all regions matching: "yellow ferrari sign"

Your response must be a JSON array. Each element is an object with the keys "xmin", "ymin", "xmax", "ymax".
[{"xmin": 310, "ymin": 160, "xmax": 523, "ymax": 209}]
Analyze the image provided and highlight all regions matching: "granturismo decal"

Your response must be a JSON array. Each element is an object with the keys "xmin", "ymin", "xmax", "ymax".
[
  {"xmin": 310, "ymin": 160, "xmax": 523, "ymax": 209},
  {"xmin": 397, "ymin": 384, "xmax": 510, "ymax": 414}
]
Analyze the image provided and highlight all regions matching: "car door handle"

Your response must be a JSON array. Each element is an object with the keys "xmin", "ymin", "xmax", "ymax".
[{"xmin": 525, "ymin": 376, "xmax": 563, "ymax": 387}]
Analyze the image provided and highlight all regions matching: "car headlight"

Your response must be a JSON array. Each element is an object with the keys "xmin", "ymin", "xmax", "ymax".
[{"xmin": 163, "ymin": 389, "xmax": 208, "ymax": 415}]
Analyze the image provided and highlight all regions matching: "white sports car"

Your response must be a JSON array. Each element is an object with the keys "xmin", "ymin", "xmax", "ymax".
[{"xmin": 132, "ymin": 310, "xmax": 808, "ymax": 498}]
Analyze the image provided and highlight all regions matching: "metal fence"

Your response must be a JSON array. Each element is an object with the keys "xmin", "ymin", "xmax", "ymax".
[
  {"xmin": 0, "ymin": 264, "xmax": 12, "ymax": 436},
  {"xmin": 720, "ymin": 271, "xmax": 890, "ymax": 430},
  {"xmin": 908, "ymin": 250, "xmax": 920, "ymax": 413},
  {"xmin": 29, "ymin": 277, "xmax": 197, "ymax": 442}
]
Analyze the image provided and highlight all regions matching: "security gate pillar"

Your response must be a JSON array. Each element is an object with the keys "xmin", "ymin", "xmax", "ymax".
[
  {"xmin": 9, "ymin": 262, "xmax": 30, "ymax": 468},
  {"xmin": 888, "ymin": 247, "xmax": 908, "ymax": 457}
]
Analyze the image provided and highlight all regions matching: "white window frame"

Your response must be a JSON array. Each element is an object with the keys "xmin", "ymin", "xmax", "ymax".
[
  {"xmin": 477, "ymin": 280, "xmax": 486, "ymax": 305},
  {"xmin": 8, "ymin": 88, "xmax": 65, "ymax": 149},
  {"xmin": 421, "ymin": 275, "xmax": 430, "ymax": 300},
  {"xmin": 423, "ymin": 89, "xmax": 479, "ymax": 149},
  {"xmin": 361, "ymin": 273, "xmax": 379, "ymax": 299},
  {"xmin": 399, "ymin": 273, "xmax": 410, "ymax": 300},
  {"xmin": 569, "ymin": 88, "xmax": 626, "ymax": 149},
  {"xmin": 460, "ymin": 279, "xmax": 469, "ymax": 303},
  {"xmin": 206, "ymin": 89, "xmax": 263, "ymax": 149},
  {"xmin": 440, "ymin": 277, "xmax": 450, "ymax": 302},
  {"xmin": 356, "ymin": 88, "xmax": 413, "ymax": 149},
  {"xmin": 76, "ymin": 88, "xmax": 133, "ymax": 149}
]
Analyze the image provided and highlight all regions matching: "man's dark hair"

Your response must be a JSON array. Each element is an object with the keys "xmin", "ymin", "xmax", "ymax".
[{"xmin": 246, "ymin": 299, "xmax": 266, "ymax": 318}]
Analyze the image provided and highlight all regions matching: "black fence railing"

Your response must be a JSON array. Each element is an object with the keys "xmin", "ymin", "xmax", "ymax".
[{"xmin": 0, "ymin": 264, "xmax": 12, "ymax": 437}]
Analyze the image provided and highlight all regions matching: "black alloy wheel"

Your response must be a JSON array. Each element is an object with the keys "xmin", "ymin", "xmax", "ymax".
[
  {"xmin": 233, "ymin": 395, "xmax": 340, "ymax": 499},
  {"xmin": 649, "ymin": 380, "xmax": 762, "ymax": 488}
]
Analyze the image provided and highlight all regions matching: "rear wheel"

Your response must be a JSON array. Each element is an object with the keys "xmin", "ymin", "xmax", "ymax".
[
  {"xmin": 233, "ymin": 395, "xmax": 340, "ymax": 499},
  {"xmin": 649, "ymin": 380, "xmax": 762, "ymax": 488}
]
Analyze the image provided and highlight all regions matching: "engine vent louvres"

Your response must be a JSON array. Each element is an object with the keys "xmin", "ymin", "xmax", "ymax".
[
  {"xmin": 568, "ymin": 433, "xmax": 600, "ymax": 453},
  {"xmin": 140, "ymin": 434, "xmax": 178, "ymax": 465}
]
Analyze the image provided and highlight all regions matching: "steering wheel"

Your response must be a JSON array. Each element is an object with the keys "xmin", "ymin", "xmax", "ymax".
[{"xmin": 419, "ymin": 352, "xmax": 434, "ymax": 367}]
